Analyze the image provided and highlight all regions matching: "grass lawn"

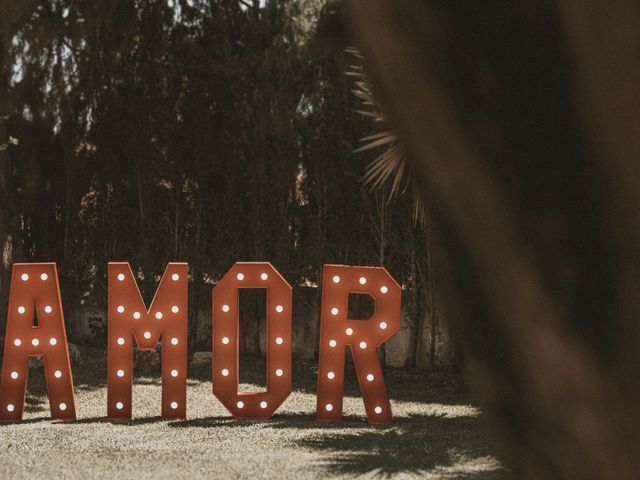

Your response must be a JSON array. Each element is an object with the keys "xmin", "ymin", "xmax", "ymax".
[{"xmin": 0, "ymin": 349, "xmax": 505, "ymax": 479}]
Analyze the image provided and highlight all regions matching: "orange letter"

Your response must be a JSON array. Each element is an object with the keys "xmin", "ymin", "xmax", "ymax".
[
  {"xmin": 316, "ymin": 265, "xmax": 401, "ymax": 424},
  {"xmin": 0, "ymin": 263, "xmax": 76, "ymax": 421},
  {"xmin": 107, "ymin": 262, "xmax": 187, "ymax": 419},
  {"xmin": 212, "ymin": 262, "xmax": 291, "ymax": 419}
]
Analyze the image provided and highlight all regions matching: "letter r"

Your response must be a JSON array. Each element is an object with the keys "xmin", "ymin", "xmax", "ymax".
[{"xmin": 316, "ymin": 265, "xmax": 401, "ymax": 424}]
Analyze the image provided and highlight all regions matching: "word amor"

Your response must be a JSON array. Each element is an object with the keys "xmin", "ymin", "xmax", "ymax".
[{"xmin": 0, "ymin": 262, "xmax": 401, "ymax": 424}]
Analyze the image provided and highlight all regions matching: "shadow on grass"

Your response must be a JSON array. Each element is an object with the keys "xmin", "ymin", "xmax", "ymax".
[
  {"xmin": 295, "ymin": 415, "xmax": 502, "ymax": 478},
  {"xmin": 164, "ymin": 412, "xmax": 504, "ymax": 478},
  {"xmin": 58, "ymin": 415, "xmax": 166, "ymax": 426}
]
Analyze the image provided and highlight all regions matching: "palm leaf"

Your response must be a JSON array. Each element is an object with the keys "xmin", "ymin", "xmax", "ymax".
[{"xmin": 347, "ymin": 48, "xmax": 426, "ymax": 224}]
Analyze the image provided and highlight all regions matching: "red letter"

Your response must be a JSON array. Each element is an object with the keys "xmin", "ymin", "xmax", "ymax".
[
  {"xmin": 0, "ymin": 263, "xmax": 76, "ymax": 421},
  {"xmin": 107, "ymin": 263, "xmax": 187, "ymax": 419},
  {"xmin": 212, "ymin": 262, "xmax": 291, "ymax": 419},
  {"xmin": 316, "ymin": 265, "xmax": 401, "ymax": 424}
]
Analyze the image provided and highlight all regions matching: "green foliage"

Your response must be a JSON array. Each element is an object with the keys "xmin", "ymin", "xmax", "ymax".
[{"xmin": 3, "ymin": 0, "xmax": 426, "ymax": 350}]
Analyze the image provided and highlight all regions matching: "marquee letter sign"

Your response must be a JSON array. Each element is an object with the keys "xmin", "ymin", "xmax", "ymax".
[
  {"xmin": 0, "ymin": 263, "xmax": 76, "ymax": 421},
  {"xmin": 316, "ymin": 265, "xmax": 401, "ymax": 424},
  {"xmin": 0, "ymin": 261, "xmax": 402, "ymax": 423},
  {"xmin": 107, "ymin": 262, "xmax": 188, "ymax": 419},
  {"xmin": 212, "ymin": 262, "xmax": 292, "ymax": 419}
]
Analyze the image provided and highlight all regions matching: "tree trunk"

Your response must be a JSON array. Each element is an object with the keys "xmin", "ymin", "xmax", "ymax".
[
  {"xmin": 346, "ymin": 1, "xmax": 640, "ymax": 478},
  {"xmin": 0, "ymin": 30, "xmax": 12, "ymax": 325}
]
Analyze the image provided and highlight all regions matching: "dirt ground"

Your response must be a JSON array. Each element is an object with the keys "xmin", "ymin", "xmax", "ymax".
[{"xmin": 0, "ymin": 349, "xmax": 506, "ymax": 479}]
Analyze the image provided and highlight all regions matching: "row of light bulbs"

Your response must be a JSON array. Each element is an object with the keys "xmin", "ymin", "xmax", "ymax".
[
  {"xmin": 116, "ymin": 272, "xmax": 181, "ymax": 282},
  {"xmin": 115, "ymin": 305, "xmax": 180, "ymax": 317},
  {"xmin": 13, "ymin": 337, "xmax": 58, "ymax": 346},
  {"xmin": 6, "ymin": 402, "xmax": 68, "ymax": 412},
  {"xmin": 322, "ymin": 404, "xmax": 384, "ymax": 414}
]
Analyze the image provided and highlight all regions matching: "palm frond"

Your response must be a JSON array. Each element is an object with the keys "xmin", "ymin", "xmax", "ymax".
[{"xmin": 347, "ymin": 48, "xmax": 426, "ymax": 224}]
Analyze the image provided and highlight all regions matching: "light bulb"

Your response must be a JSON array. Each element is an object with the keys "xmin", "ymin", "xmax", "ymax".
[
  {"xmin": 155, "ymin": 311, "xmax": 163, "ymax": 320},
  {"xmin": 171, "ymin": 337, "xmax": 179, "ymax": 345},
  {"xmin": 329, "ymin": 339, "xmax": 337, "ymax": 348},
  {"xmin": 380, "ymin": 322, "xmax": 388, "ymax": 330},
  {"xmin": 171, "ymin": 369, "xmax": 178, "ymax": 377},
  {"xmin": 222, "ymin": 304, "xmax": 230, "ymax": 312},
  {"xmin": 325, "ymin": 404, "xmax": 333, "ymax": 412},
  {"xmin": 221, "ymin": 368, "xmax": 229, "ymax": 377},
  {"xmin": 171, "ymin": 305, "xmax": 179, "ymax": 313},
  {"xmin": 366, "ymin": 374, "xmax": 374, "ymax": 382},
  {"xmin": 327, "ymin": 371, "xmax": 335, "ymax": 380},
  {"xmin": 275, "ymin": 305, "xmax": 284, "ymax": 313},
  {"xmin": 116, "ymin": 402, "xmax": 124, "ymax": 410},
  {"xmin": 275, "ymin": 369, "xmax": 284, "ymax": 377},
  {"xmin": 374, "ymin": 406, "xmax": 382, "ymax": 414},
  {"xmin": 54, "ymin": 370, "xmax": 62, "ymax": 378},
  {"xmin": 331, "ymin": 307, "xmax": 339, "ymax": 316},
  {"xmin": 40, "ymin": 273, "xmax": 48, "ymax": 281},
  {"xmin": 21, "ymin": 273, "xmax": 29, "ymax": 281},
  {"xmin": 44, "ymin": 305, "xmax": 53, "ymax": 314},
  {"xmin": 32, "ymin": 338, "xmax": 40, "ymax": 347},
  {"xmin": 275, "ymin": 337, "xmax": 284, "ymax": 345},
  {"xmin": 237, "ymin": 401, "xmax": 244, "ymax": 409},
  {"xmin": 359, "ymin": 277, "xmax": 367, "ymax": 285},
  {"xmin": 59, "ymin": 403, "xmax": 67, "ymax": 411},
  {"xmin": 116, "ymin": 369, "xmax": 125, "ymax": 377},
  {"xmin": 221, "ymin": 337, "xmax": 230, "ymax": 344},
  {"xmin": 117, "ymin": 337, "xmax": 125, "ymax": 345},
  {"xmin": 345, "ymin": 328, "xmax": 353, "ymax": 336},
  {"xmin": 236, "ymin": 273, "xmax": 244, "ymax": 281},
  {"xmin": 332, "ymin": 275, "xmax": 340, "ymax": 283},
  {"xmin": 380, "ymin": 286, "xmax": 388, "ymax": 294},
  {"xmin": 171, "ymin": 273, "xmax": 179, "ymax": 281},
  {"xmin": 10, "ymin": 371, "xmax": 18, "ymax": 379},
  {"xmin": 17, "ymin": 306, "xmax": 25, "ymax": 314},
  {"xmin": 13, "ymin": 338, "xmax": 21, "ymax": 347},
  {"xmin": 133, "ymin": 311, "xmax": 141, "ymax": 319},
  {"xmin": 117, "ymin": 273, "xmax": 125, "ymax": 281},
  {"xmin": 260, "ymin": 273, "xmax": 268, "ymax": 280},
  {"xmin": 49, "ymin": 338, "xmax": 57, "ymax": 346},
  {"xmin": 143, "ymin": 331, "xmax": 151, "ymax": 339},
  {"xmin": 260, "ymin": 401, "xmax": 268, "ymax": 409},
  {"xmin": 170, "ymin": 401, "xmax": 178, "ymax": 409},
  {"xmin": 359, "ymin": 341, "xmax": 367, "ymax": 349}
]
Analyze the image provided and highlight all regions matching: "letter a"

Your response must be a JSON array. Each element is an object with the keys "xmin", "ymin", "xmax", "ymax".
[{"xmin": 0, "ymin": 263, "xmax": 76, "ymax": 421}]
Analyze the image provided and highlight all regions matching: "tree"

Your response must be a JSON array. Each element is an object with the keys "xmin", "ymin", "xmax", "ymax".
[
  {"xmin": 0, "ymin": 0, "xmax": 42, "ymax": 320},
  {"xmin": 1, "ymin": 0, "xmax": 435, "ymax": 368}
]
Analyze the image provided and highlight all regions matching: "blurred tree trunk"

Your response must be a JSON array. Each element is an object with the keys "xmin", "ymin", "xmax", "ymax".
[{"xmin": 346, "ymin": 1, "xmax": 640, "ymax": 478}]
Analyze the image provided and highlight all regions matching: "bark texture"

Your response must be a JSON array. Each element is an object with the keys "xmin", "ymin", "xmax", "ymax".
[{"xmin": 345, "ymin": 1, "xmax": 640, "ymax": 478}]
